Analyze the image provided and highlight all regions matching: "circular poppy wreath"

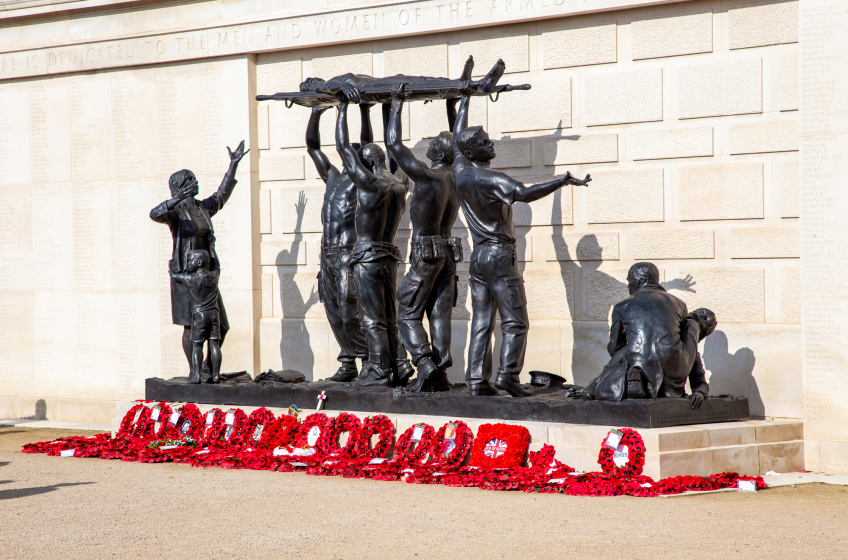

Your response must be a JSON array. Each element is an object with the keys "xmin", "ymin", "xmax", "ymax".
[
  {"xmin": 275, "ymin": 413, "xmax": 330, "ymax": 468},
  {"xmin": 428, "ymin": 420, "xmax": 474, "ymax": 470},
  {"xmin": 116, "ymin": 404, "xmax": 147, "ymax": 438},
  {"xmin": 174, "ymin": 404, "xmax": 204, "ymax": 441},
  {"xmin": 242, "ymin": 408, "xmax": 277, "ymax": 447},
  {"xmin": 597, "ymin": 428, "xmax": 646, "ymax": 477},
  {"xmin": 393, "ymin": 423, "xmax": 437, "ymax": 466},
  {"xmin": 320, "ymin": 412, "xmax": 363, "ymax": 458},
  {"xmin": 352, "ymin": 414, "xmax": 395, "ymax": 460},
  {"xmin": 149, "ymin": 402, "xmax": 174, "ymax": 439}
]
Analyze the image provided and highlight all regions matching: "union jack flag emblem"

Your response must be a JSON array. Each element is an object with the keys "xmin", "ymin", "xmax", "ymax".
[{"xmin": 483, "ymin": 439, "xmax": 507, "ymax": 458}]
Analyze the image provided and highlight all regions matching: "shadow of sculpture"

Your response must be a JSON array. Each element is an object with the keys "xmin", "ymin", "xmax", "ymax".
[
  {"xmin": 703, "ymin": 330, "xmax": 761, "ymax": 416},
  {"xmin": 0, "ymin": 481, "xmax": 95, "ymax": 501},
  {"xmin": 276, "ymin": 191, "xmax": 319, "ymax": 380}
]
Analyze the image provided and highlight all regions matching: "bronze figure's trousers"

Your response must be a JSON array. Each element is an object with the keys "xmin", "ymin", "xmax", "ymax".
[
  {"xmin": 352, "ymin": 242, "xmax": 409, "ymax": 377},
  {"xmin": 466, "ymin": 242, "xmax": 529, "ymax": 385},
  {"xmin": 397, "ymin": 237, "xmax": 461, "ymax": 370},
  {"xmin": 318, "ymin": 245, "xmax": 368, "ymax": 366}
]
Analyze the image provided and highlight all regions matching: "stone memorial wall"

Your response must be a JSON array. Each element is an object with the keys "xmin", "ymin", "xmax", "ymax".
[
  {"xmin": 799, "ymin": 0, "xmax": 848, "ymax": 471},
  {"xmin": 0, "ymin": 56, "xmax": 258, "ymax": 420},
  {"xmin": 257, "ymin": 0, "xmax": 802, "ymax": 424},
  {"xmin": 0, "ymin": 0, "xmax": 820, "ymax": 464}
]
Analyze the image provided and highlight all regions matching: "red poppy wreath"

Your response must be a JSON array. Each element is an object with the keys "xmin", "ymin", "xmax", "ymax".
[
  {"xmin": 468, "ymin": 423, "xmax": 529, "ymax": 470},
  {"xmin": 597, "ymin": 428, "xmax": 646, "ymax": 477}
]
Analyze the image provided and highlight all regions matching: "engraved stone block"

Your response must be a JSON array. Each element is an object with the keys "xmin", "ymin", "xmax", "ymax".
[
  {"xmin": 587, "ymin": 169, "xmax": 664, "ymax": 223},
  {"xmin": 383, "ymin": 42, "xmax": 448, "ymax": 77},
  {"xmin": 524, "ymin": 270, "xmax": 574, "ymax": 320},
  {"xmin": 587, "ymin": 269, "xmax": 629, "ymax": 321},
  {"xmin": 279, "ymin": 273, "xmax": 324, "ymax": 319},
  {"xmin": 257, "ymin": 55, "xmax": 303, "ymax": 94},
  {"xmin": 258, "ymin": 104, "xmax": 270, "ymax": 150},
  {"xmin": 543, "ymin": 232, "xmax": 619, "ymax": 261},
  {"xmin": 677, "ymin": 268, "xmax": 765, "ymax": 323},
  {"xmin": 729, "ymin": 0, "xmax": 799, "ymax": 49},
  {"xmin": 259, "ymin": 156, "xmax": 305, "ymax": 182},
  {"xmin": 259, "ymin": 189, "xmax": 271, "ymax": 234},
  {"xmin": 678, "ymin": 59, "xmax": 762, "ymax": 119},
  {"xmin": 630, "ymin": 127, "xmax": 713, "ymax": 160},
  {"xmin": 541, "ymin": 18, "xmax": 616, "ymax": 69},
  {"xmin": 632, "ymin": 8, "xmax": 712, "ymax": 60},
  {"xmin": 261, "ymin": 237, "xmax": 308, "ymax": 265},
  {"xmin": 512, "ymin": 182, "xmax": 572, "ymax": 226},
  {"xmin": 543, "ymin": 134, "xmax": 617, "ymax": 165},
  {"xmin": 275, "ymin": 108, "xmax": 310, "ymax": 149},
  {"xmin": 677, "ymin": 163, "xmax": 763, "ymax": 221},
  {"xmin": 459, "ymin": 32, "xmax": 529, "ymax": 76},
  {"xmin": 730, "ymin": 228, "xmax": 799, "ymax": 259},
  {"xmin": 312, "ymin": 51, "xmax": 372, "ymax": 80},
  {"xmin": 775, "ymin": 51, "xmax": 799, "ymax": 112},
  {"xmin": 729, "ymin": 120, "xmax": 799, "ymax": 154},
  {"xmin": 275, "ymin": 186, "xmax": 325, "ymax": 234},
  {"xmin": 633, "ymin": 230, "xmax": 715, "ymax": 260},
  {"xmin": 499, "ymin": 76, "xmax": 571, "ymax": 133},
  {"xmin": 262, "ymin": 273, "xmax": 273, "ymax": 318},
  {"xmin": 420, "ymin": 94, "xmax": 486, "ymax": 138},
  {"xmin": 491, "ymin": 139, "xmax": 531, "ymax": 169},
  {"xmin": 780, "ymin": 267, "xmax": 800, "ymax": 323},
  {"xmin": 585, "ymin": 69, "xmax": 663, "ymax": 126},
  {"xmin": 776, "ymin": 158, "xmax": 799, "ymax": 218}
]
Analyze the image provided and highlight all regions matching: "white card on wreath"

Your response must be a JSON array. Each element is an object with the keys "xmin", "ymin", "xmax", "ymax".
[
  {"xmin": 604, "ymin": 429, "xmax": 623, "ymax": 450},
  {"xmin": 737, "ymin": 480, "xmax": 757, "ymax": 492},
  {"xmin": 225, "ymin": 412, "xmax": 235, "ymax": 425},
  {"xmin": 412, "ymin": 426, "xmax": 424, "ymax": 442},
  {"xmin": 60, "ymin": 449, "xmax": 75, "ymax": 457},
  {"xmin": 168, "ymin": 411, "xmax": 180, "ymax": 425},
  {"xmin": 150, "ymin": 407, "xmax": 160, "ymax": 421},
  {"xmin": 368, "ymin": 458, "xmax": 387, "ymax": 465},
  {"xmin": 205, "ymin": 412, "xmax": 214, "ymax": 425}
]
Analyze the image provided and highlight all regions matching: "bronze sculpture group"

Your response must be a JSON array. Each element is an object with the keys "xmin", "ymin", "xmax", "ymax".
[{"xmin": 151, "ymin": 56, "xmax": 720, "ymax": 410}]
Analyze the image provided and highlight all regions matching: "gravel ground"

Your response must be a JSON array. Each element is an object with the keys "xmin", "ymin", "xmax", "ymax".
[{"xmin": 1, "ymin": 427, "xmax": 846, "ymax": 560}]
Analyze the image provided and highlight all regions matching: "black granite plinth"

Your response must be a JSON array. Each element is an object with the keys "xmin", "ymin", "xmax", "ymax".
[{"xmin": 146, "ymin": 376, "xmax": 749, "ymax": 429}]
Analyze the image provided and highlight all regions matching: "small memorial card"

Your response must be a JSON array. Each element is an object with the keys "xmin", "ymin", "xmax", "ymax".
[
  {"xmin": 368, "ymin": 458, "xmax": 387, "ymax": 465},
  {"xmin": 612, "ymin": 444, "xmax": 630, "ymax": 468},
  {"xmin": 60, "ymin": 449, "xmax": 75, "ymax": 457},
  {"xmin": 180, "ymin": 420, "xmax": 191, "ymax": 434},
  {"xmin": 737, "ymin": 479, "xmax": 757, "ymax": 492},
  {"xmin": 291, "ymin": 462, "xmax": 308, "ymax": 467},
  {"xmin": 150, "ymin": 406, "xmax": 161, "ymax": 422},
  {"xmin": 443, "ymin": 424, "xmax": 457, "ymax": 455},
  {"xmin": 159, "ymin": 445, "xmax": 180, "ymax": 451},
  {"xmin": 224, "ymin": 425, "xmax": 234, "ymax": 440},
  {"xmin": 205, "ymin": 412, "xmax": 215, "ymax": 425},
  {"xmin": 604, "ymin": 429, "xmax": 624, "ymax": 450},
  {"xmin": 168, "ymin": 411, "xmax": 180, "ymax": 426},
  {"xmin": 253, "ymin": 424, "xmax": 264, "ymax": 442},
  {"xmin": 132, "ymin": 409, "xmax": 142, "ymax": 424},
  {"xmin": 547, "ymin": 478, "xmax": 566, "ymax": 484},
  {"xmin": 412, "ymin": 425, "xmax": 425, "ymax": 443},
  {"xmin": 307, "ymin": 426, "xmax": 321, "ymax": 447},
  {"xmin": 225, "ymin": 411, "xmax": 236, "ymax": 426}
]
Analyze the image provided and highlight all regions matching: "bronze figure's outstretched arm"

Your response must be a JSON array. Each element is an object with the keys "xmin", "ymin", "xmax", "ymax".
[
  {"xmin": 336, "ymin": 100, "xmax": 376, "ymax": 192},
  {"xmin": 386, "ymin": 83, "xmax": 431, "ymax": 183},
  {"xmin": 306, "ymin": 107, "xmax": 336, "ymax": 183}
]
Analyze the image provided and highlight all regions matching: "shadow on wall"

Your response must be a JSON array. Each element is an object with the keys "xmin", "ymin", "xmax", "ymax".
[
  {"xmin": 276, "ymin": 191, "xmax": 318, "ymax": 380},
  {"xmin": 703, "ymin": 330, "xmax": 761, "ymax": 417},
  {"xmin": 22, "ymin": 400, "xmax": 47, "ymax": 420}
]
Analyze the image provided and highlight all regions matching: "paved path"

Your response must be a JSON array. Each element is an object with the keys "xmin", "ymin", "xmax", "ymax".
[{"xmin": 1, "ymin": 427, "xmax": 846, "ymax": 559}]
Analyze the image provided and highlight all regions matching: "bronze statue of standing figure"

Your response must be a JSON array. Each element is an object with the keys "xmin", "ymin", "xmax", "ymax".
[
  {"xmin": 387, "ymin": 81, "xmax": 463, "ymax": 392},
  {"xmin": 451, "ymin": 62, "xmax": 591, "ymax": 397},
  {"xmin": 335, "ymin": 96, "xmax": 414, "ymax": 387},
  {"xmin": 150, "ymin": 140, "xmax": 248, "ymax": 383},
  {"xmin": 307, "ymin": 104, "xmax": 372, "ymax": 382}
]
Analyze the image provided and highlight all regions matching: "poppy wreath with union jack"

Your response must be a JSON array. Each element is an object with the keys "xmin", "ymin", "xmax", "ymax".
[
  {"xmin": 597, "ymin": 428, "xmax": 646, "ymax": 477},
  {"xmin": 468, "ymin": 423, "xmax": 530, "ymax": 470}
]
